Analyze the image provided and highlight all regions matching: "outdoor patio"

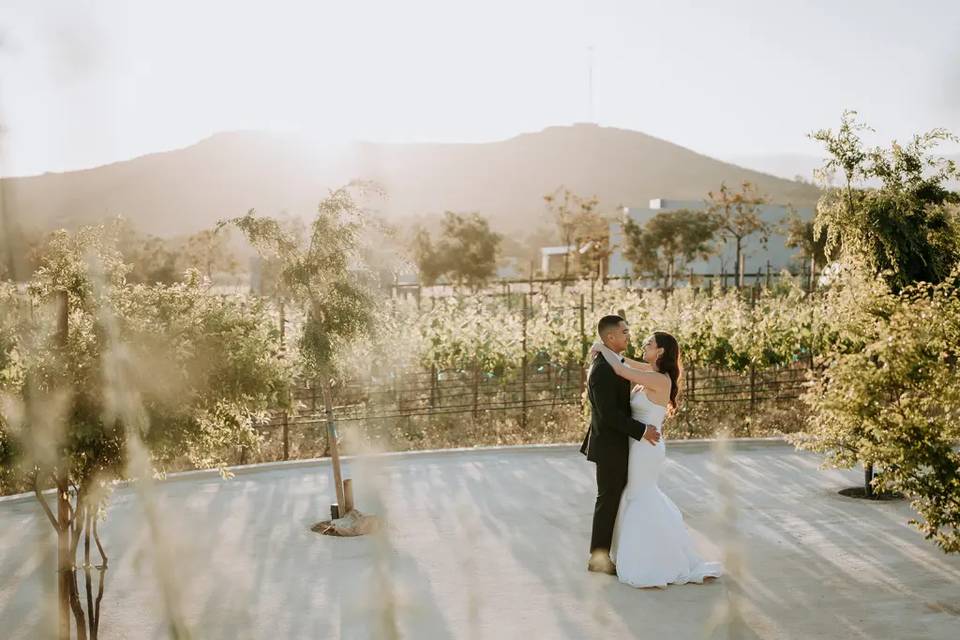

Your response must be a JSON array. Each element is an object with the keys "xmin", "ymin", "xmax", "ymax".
[{"xmin": 2, "ymin": 441, "xmax": 959, "ymax": 639}]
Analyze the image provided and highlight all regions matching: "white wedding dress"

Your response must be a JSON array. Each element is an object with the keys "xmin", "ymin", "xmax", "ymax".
[{"xmin": 609, "ymin": 388, "xmax": 724, "ymax": 588}]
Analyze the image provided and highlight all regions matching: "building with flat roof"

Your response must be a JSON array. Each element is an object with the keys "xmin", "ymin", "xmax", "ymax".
[
  {"xmin": 540, "ymin": 245, "xmax": 575, "ymax": 277},
  {"xmin": 608, "ymin": 198, "xmax": 814, "ymax": 279}
]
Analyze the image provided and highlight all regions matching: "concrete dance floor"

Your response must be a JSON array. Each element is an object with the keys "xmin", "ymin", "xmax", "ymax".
[{"xmin": 2, "ymin": 440, "xmax": 960, "ymax": 639}]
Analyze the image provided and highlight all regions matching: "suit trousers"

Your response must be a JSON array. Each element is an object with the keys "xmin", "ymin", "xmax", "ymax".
[{"xmin": 589, "ymin": 458, "xmax": 628, "ymax": 554}]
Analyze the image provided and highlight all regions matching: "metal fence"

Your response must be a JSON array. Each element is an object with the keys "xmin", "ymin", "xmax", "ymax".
[
  {"xmin": 255, "ymin": 360, "xmax": 810, "ymax": 461},
  {"xmin": 390, "ymin": 261, "xmax": 822, "ymax": 309}
]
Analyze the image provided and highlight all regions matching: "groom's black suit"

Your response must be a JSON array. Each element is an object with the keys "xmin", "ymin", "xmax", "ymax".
[{"xmin": 580, "ymin": 353, "xmax": 650, "ymax": 554}]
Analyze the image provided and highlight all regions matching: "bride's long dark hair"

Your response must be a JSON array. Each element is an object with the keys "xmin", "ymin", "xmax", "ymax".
[{"xmin": 653, "ymin": 331, "xmax": 683, "ymax": 416}]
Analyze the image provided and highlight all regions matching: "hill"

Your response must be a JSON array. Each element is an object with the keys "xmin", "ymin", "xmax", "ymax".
[{"xmin": 1, "ymin": 124, "xmax": 822, "ymax": 238}]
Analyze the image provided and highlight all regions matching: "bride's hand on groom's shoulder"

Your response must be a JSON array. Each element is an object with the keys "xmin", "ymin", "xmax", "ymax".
[{"xmin": 589, "ymin": 340, "xmax": 603, "ymax": 358}]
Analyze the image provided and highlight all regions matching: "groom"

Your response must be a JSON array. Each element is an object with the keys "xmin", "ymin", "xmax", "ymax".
[{"xmin": 580, "ymin": 315, "xmax": 660, "ymax": 574}]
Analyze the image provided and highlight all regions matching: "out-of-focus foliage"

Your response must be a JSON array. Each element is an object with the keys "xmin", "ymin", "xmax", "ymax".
[{"xmin": 0, "ymin": 225, "xmax": 289, "ymax": 495}]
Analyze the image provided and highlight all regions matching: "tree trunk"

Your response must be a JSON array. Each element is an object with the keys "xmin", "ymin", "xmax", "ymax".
[
  {"xmin": 57, "ymin": 474, "xmax": 72, "ymax": 640},
  {"xmin": 68, "ymin": 492, "xmax": 88, "ymax": 640},
  {"xmin": 321, "ymin": 379, "xmax": 347, "ymax": 511},
  {"xmin": 83, "ymin": 511, "xmax": 96, "ymax": 640},
  {"xmin": 92, "ymin": 517, "xmax": 106, "ymax": 639},
  {"xmin": 864, "ymin": 461, "xmax": 874, "ymax": 497}
]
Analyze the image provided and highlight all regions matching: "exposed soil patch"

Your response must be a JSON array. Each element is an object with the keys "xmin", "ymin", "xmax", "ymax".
[{"xmin": 838, "ymin": 487, "xmax": 904, "ymax": 501}]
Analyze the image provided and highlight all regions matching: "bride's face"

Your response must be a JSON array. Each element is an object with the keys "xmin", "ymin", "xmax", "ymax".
[{"xmin": 641, "ymin": 335, "xmax": 664, "ymax": 365}]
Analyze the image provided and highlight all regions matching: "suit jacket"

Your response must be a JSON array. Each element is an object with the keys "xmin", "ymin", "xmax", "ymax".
[{"xmin": 579, "ymin": 353, "xmax": 649, "ymax": 469}]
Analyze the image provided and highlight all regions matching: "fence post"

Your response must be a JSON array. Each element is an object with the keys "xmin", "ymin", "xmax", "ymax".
[
  {"xmin": 809, "ymin": 255, "xmax": 817, "ymax": 293},
  {"xmin": 528, "ymin": 261, "xmax": 535, "ymax": 311},
  {"xmin": 689, "ymin": 362, "xmax": 696, "ymax": 402},
  {"xmin": 472, "ymin": 357, "xmax": 480, "ymax": 418},
  {"xmin": 521, "ymin": 293, "xmax": 528, "ymax": 428},
  {"xmin": 342, "ymin": 479, "xmax": 354, "ymax": 513},
  {"xmin": 279, "ymin": 299, "xmax": 289, "ymax": 462},
  {"xmin": 579, "ymin": 294, "xmax": 587, "ymax": 404},
  {"xmin": 749, "ymin": 284, "xmax": 757, "ymax": 413}
]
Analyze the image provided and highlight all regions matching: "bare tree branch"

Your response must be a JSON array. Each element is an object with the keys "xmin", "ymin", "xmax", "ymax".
[{"xmin": 32, "ymin": 475, "xmax": 60, "ymax": 533}]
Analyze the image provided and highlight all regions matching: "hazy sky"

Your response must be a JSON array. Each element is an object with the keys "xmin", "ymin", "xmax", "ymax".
[{"xmin": 1, "ymin": 0, "xmax": 958, "ymax": 176}]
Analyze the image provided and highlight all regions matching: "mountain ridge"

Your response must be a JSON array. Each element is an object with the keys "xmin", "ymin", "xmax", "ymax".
[{"xmin": 1, "ymin": 124, "xmax": 822, "ymax": 238}]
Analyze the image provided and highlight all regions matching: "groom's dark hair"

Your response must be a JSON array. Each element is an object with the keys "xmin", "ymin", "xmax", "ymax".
[{"xmin": 597, "ymin": 315, "xmax": 625, "ymax": 336}]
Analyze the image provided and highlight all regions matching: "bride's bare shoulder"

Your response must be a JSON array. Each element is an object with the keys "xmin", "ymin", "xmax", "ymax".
[{"xmin": 648, "ymin": 371, "xmax": 671, "ymax": 389}]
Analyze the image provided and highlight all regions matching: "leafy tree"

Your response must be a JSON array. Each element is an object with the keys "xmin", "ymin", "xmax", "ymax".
[
  {"xmin": 622, "ymin": 209, "xmax": 718, "ymax": 285},
  {"xmin": 706, "ymin": 182, "xmax": 770, "ymax": 285},
  {"xmin": 793, "ymin": 272, "xmax": 960, "ymax": 552},
  {"xmin": 359, "ymin": 219, "xmax": 414, "ymax": 291},
  {"xmin": 811, "ymin": 110, "xmax": 960, "ymax": 292},
  {"xmin": 111, "ymin": 219, "xmax": 180, "ymax": 285},
  {"xmin": 0, "ymin": 217, "xmax": 42, "ymax": 282},
  {"xmin": 543, "ymin": 187, "xmax": 609, "ymax": 281},
  {"xmin": 497, "ymin": 224, "xmax": 556, "ymax": 268},
  {"xmin": 780, "ymin": 207, "xmax": 832, "ymax": 289},
  {"xmin": 220, "ymin": 182, "xmax": 379, "ymax": 513},
  {"xmin": 788, "ymin": 264, "xmax": 897, "ymax": 492},
  {"xmin": 621, "ymin": 218, "xmax": 659, "ymax": 276},
  {"xmin": 797, "ymin": 112, "xmax": 960, "ymax": 524},
  {"xmin": 781, "ymin": 208, "xmax": 828, "ymax": 266},
  {"xmin": 412, "ymin": 212, "xmax": 501, "ymax": 290},
  {"xmin": 0, "ymin": 225, "xmax": 288, "ymax": 638},
  {"xmin": 437, "ymin": 212, "xmax": 501, "ymax": 289},
  {"xmin": 412, "ymin": 228, "xmax": 447, "ymax": 286},
  {"xmin": 181, "ymin": 228, "xmax": 239, "ymax": 280}
]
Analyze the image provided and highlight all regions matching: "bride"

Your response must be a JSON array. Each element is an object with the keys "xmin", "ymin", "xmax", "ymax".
[{"xmin": 590, "ymin": 331, "xmax": 723, "ymax": 588}]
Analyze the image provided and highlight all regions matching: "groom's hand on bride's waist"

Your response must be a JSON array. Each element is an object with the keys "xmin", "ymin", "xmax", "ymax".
[{"xmin": 642, "ymin": 425, "xmax": 661, "ymax": 445}]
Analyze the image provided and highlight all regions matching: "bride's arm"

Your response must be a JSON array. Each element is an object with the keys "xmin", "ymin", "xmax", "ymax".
[
  {"xmin": 621, "ymin": 354, "xmax": 653, "ymax": 371},
  {"xmin": 589, "ymin": 340, "xmax": 652, "ymax": 372},
  {"xmin": 594, "ymin": 343, "xmax": 669, "ymax": 391}
]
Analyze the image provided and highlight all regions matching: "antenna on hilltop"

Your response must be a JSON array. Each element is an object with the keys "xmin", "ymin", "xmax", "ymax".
[{"xmin": 587, "ymin": 45, "xmax": 595, "ymax": 123}]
